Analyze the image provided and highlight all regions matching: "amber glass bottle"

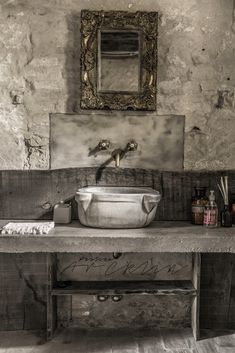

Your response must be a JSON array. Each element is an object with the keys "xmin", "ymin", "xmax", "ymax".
[{"xmin": 191, "ymin": 187, "xmax": 208, "ymax": 225}]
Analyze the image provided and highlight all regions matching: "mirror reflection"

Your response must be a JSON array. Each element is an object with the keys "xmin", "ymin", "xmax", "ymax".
[{"xmin": 99, "ymin": 30, "xmax": 140, "ymax": 92}]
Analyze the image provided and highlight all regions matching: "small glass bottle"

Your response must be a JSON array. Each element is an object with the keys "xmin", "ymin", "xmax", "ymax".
[
  {"xmin": 221, "ymin": 204, "xmax": 232, "ymax": 227},
  {"xmin": 203, "ymin": 190, "xmax": 218, "ymax": 228},
  {"xmin": 191, "ymin": 187, "xmax": 208, "ymax": 225}
]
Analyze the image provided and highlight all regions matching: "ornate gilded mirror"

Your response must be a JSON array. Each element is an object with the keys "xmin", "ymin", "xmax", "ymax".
[{"xmin": 80, "ymin": 10, "xmax": 158, "ymax": 111}]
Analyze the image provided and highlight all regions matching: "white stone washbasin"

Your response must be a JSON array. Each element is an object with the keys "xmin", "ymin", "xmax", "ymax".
[{"xmin": 75, "ymin": 186, "xmax": 161, "ymax": 229}]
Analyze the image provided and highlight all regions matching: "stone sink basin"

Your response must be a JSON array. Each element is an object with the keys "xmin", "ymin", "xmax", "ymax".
[{"xmin": 75, "ymin": 186, "xmax": 161, "ymax": 229}]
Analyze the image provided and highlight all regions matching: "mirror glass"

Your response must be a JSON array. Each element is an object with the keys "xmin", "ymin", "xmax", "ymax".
[{"xmin": 99, "ymin": 30, "xmax": 140, "ymax": 92}]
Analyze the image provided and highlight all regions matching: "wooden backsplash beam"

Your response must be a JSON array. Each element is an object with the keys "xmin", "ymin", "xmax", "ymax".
[{"xmin": 0, "ymin": 168, "xmax": 235, "ymax": 220}]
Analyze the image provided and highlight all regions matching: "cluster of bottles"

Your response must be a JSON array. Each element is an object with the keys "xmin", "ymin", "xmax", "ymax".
[{"xmin": 191, "ymin": 187, "xmax": 234, "ymax": 228}]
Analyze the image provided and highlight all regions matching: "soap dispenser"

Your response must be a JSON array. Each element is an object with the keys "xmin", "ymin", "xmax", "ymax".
[
  {"xmin": 53, "ymin": 201, "xmax": 71, "ymax": 224},
  {"xmin": 203, "ymin": 190, "xmax": 218, "ymax": 228}
]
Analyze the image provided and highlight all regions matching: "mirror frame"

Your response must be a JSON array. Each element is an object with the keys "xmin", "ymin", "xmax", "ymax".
[{"xmin": 80, "ymin": 10, "xmax": 158, "ymax": 111}]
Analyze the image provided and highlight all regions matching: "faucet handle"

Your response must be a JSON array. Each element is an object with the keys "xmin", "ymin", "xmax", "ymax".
[
  {"xmin": 126, "ymin": 140, "xmax": 138, "ymax": 151},
  {"xmin": 98, "ymin": 139, "xmax": 110, "ymax": 150}
]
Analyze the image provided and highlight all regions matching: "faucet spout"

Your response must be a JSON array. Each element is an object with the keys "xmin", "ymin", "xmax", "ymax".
[
  {"xmin": 111, "ymin": 149, "xmax": 123, "ymax": 168},
  {"xmin": 115, "ymin": 152, "xmax": 120, "ymax": 168}
]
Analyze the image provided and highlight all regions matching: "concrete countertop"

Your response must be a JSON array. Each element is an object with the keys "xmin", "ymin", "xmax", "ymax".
[{"xmin": 0, "ymin": 220, "xmax": 235, "ymax": 253}]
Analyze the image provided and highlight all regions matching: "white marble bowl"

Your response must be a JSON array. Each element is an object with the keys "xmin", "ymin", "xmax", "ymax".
[{"xmin": 75, "ymin": 186, "xmax": 161, "ymax": 229}]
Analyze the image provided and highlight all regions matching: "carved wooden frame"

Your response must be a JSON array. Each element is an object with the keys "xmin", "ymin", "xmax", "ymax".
[{"xmin": 80, "ymin": 10, "xmax": 158, "ymax": 111}]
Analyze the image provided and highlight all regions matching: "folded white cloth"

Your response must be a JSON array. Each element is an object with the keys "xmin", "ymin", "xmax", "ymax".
[{"xmin": 0, "ymin": 222, "xmax": 55, "ymax": 235}]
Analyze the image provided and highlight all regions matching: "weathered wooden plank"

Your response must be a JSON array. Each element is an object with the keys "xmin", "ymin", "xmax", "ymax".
[
  {"xmin": 52, "ymin": 280, "xmax": 196, "ymax": 296},
  {"xmin": 192, "ymin": 253, "xmax": 201, "ymax": 340},
  {"xmin": 0, "ymin": 253, "xmax": 47, "ymax": 331},
  {"xmin": 46, "ymin": 253, "xmax": 57, "ymax": 340},
  {"xmin": 228, "ymin": 256, "xmax": 235, "ymax": 329},
  {"xmin": 0, "ymin": 170, "xmax": 53, "ymax": 220},
  {"xmin": 200, "ymin": 254, "xmax": 234, "ymax": 329},
  {"xmin": 157, "ymin": 172, "xmax": 192, "ymax": 221},
  {"xmin": 57, "ymin": 295, "xmax": 72, "ymax": 328},
  {"xmin": 0, "ymin": 168, "xmax": 235, "ymax": 221}
]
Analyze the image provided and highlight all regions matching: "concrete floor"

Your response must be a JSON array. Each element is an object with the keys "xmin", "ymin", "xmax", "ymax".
[{"xmin": 0, "ymin": 328, "xmax": 235, "ymax": 353}]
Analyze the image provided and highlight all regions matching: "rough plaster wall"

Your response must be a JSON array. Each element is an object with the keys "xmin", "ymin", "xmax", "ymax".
[{"xmin": 0, "ymin": 0, "xmax": 234, "ymax": 170}]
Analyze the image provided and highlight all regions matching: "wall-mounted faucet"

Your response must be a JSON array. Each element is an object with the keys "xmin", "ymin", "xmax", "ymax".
[
  {"xmin": 95, "ymin": 139, "xmax": 138, "ymax": 182},
  {"xmin": 111, "ymin": 149, "xmax": 124, "ymax": 168},
  {"xmin": 96, "ymin": 139, "xmax": 138, "ymax": 168},
  {"xmin": 111, "ymin": 140, "xmax": 138, "ymax": 168}
]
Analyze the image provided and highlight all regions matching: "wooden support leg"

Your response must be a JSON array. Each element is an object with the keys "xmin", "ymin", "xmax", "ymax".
[
  {"xmin": 192, "ymin": 253, "xmax": 201, "ymax": 340},
  {"xmin": 46, "ymin": 253, "xmax": 57, "ymax": 340}
]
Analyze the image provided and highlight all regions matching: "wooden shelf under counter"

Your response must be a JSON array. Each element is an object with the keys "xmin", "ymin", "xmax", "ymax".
[{"xmin": 52, "ymin": 280, "xmax": 197, "ymax": 296}]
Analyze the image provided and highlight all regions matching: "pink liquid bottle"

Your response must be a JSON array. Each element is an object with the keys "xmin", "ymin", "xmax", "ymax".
[{"xmin": 203, "ymin": 190, "xmax": 218, "ymax": 228}]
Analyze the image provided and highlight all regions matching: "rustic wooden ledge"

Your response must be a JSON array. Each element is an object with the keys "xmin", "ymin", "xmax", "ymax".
[
  {"xmin": 0, "ymin": 220, "xmax": 235, "ymax": 253},
  {"xmin": 52, "ymin": 280, "xmax": 197, "ymax": 296}
]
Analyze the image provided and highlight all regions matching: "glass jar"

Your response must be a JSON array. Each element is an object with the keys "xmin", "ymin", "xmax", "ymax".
[{"xmin": 191, "ymin": 187, "xmax": 208, "ymax": 225}]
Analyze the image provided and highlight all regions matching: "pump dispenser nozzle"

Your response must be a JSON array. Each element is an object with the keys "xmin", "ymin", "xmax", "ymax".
[{"xmin": 209, "ymin": 190, "xmax": 215, "ymax": 202}]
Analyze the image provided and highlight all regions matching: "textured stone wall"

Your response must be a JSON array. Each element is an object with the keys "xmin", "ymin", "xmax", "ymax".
[{"xmin": 0, "ymin": 0, "xmax": 234, "ymax": 170}]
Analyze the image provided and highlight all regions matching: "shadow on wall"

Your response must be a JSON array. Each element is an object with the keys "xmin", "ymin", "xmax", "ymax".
[{"xmin": 66, "ymin": 13, "xmax": 80, "ymax": 113}]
